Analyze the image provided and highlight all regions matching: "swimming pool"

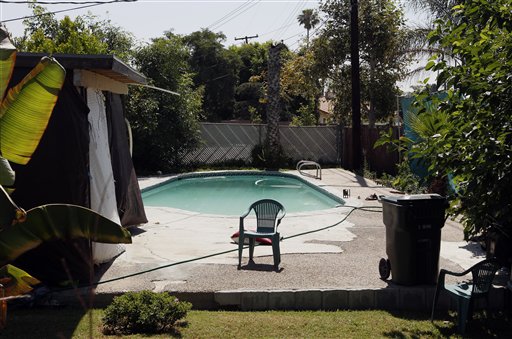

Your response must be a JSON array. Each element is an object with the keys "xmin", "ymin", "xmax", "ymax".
[{"xmin": 141, "ymin": 171, "xmax": 345, "ymax": 215}]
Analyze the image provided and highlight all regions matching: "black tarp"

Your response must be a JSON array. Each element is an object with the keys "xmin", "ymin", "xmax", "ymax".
[
  {"xmin": 10, "ymin": 70, "xmax": 92, "ymax": 285},
  {"xmin": 6, "ymin": 55, "xmax": 148, "ymax": 285},
  {"xmin": 105, "ymin": 93, "xmax": 147, "ymax": 226}
]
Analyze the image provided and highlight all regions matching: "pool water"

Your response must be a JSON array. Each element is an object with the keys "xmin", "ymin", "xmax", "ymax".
[{"xmin": 142, "ymin": 172, "xmax": 344, "ymax": 215}]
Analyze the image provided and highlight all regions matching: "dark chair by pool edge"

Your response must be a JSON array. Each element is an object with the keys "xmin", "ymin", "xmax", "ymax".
[
  {"xmin": 430, "ymin": 258, "xmax": 501, "ymax": 334},
  {"xmin": 237, "ymin": 199, "xmax": 286, "ymax": 272}
]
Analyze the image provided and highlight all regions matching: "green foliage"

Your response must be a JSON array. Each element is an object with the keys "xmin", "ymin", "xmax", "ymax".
[
  {"xmin": 290, "ymin": 101, "xmax": 317, "ymax": 126},
  {"xmin": 229, "ymin": 42, "xmax": 270, "ymax": 84},
  {"xmin": 234, "ymin": 82, "xmax": 265, "ymax": 121},
  {"xmin": 378, "ymin": 160, "xmax": 427, "ymax": 194},
  {"xmin": 281, "ymin": 49, "xmax": 323, "ymax": 124},
  {"xmin": 6, "ymin": 308, "xmax": 512, "ymax": 338},
  {"xmin": 14, "ymin": 4, "xmax": 134, "ymax": 61},
  {"xmin": 127, "ymin": 32, "xmax": 203, "ymax": 173},
  {"xmin": 374, "ymin": 127, "xmax": 410, "ymax": 154},
  {"xmin": 316, "ymin": 0, "xmax": 409, "ymax": 125},
  {"xmin": 248, "ymin": 105, "xmax": 262, "ymax": 124},
  {"xmin": 412, "ymin": 0, "xmax": 512, "ymax": 239},
  {"xmin": 184, "ymin": 29, "xmax": 241, "ymax": 121},
  {"xmin": 102, "ymin": 291, "xmax": 192, "ymax": 335},
  {"xmin": 251, "ymin": 144, "xmax": 292, "ymax": 170}
]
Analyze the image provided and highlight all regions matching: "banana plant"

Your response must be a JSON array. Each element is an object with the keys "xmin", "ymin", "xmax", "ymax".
[
  {"xmin": 0, "ymin": 180, "xmax": 132, "ymax": 299},
  {"xmin": 0, "ymin": 185, "xmax": 132, "ymax": 269},
  {"xmin": 0, "ymin": 25, "xmax": 65, "ymax": 184},
  {"xmin": 0, "ymin": 183, "xmax": 131, "ymax": 326},
  {"xmin": 0, "ymin": 26, "xmax": 132, "ymax": 301}
]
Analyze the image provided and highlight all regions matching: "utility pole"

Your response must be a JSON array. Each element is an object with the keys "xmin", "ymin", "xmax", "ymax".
[
  {"xmin": 234, "ymin": 34, "xmax": 259, "ymax": 44},
  {"xmin": 350, "ymin": 0, "xmax": 362, "ymax": 171}
]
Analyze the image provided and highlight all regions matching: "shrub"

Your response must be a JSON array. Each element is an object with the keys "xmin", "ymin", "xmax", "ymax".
[
  {"xmin": 102, "ymin": 291, "xmax": 192, "ymax": 335},
  {"xmin": 251, "ymin": 143, "xmax": 292, "ymax": 170},
  {"xmin": 413, "ymin": 1, "xmax": 512, "ymax": 241}
]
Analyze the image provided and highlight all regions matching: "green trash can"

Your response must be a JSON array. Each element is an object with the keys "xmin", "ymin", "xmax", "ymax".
[{"xmin": 378, "ymin": 194, "xmax": 448, "ymax": 285}]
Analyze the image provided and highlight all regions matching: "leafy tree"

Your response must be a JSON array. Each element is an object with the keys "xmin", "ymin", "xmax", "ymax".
[
  {"xmin": 234, "ymin": 81, "xmax": 264, "ymax": 121},
  {"xmin": 281, "ymin": 49, "xmax": 323, "ymax": 125},
  {"xmin": 14, "ymin": 4, "xmax": 134, "ymax": 61},
  {"xmin": 315, "ymin": 0, "xmax": 409, "ymax": 126},
  {"xmin": 297, "ymin": 9, "xmax": 320, "ymax": 48},
  {"xmin": 127, "ymin": 32, "xmax": 203, "ymax": 173},
  {"xmin": 184, "ymin": 29, "xmax": 241, "ymax": 121},
  {"xmin": 229, "ymin": 42, "xmax": 269, "ymax": 84},
  {"xmin": 412, "ymin": 0, "xmax": 512, "ymax": 240},
  {"xmin": 229, "ymin": 42, "xmax": 270, "ymax": 121}
]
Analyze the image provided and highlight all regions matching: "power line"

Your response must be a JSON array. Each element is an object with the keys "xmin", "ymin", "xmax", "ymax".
[
  {"xmin": 259, "ymin": 22, "xmax": 295, "ymax": 37},
  {"xmin": 207, "ymin": 0, "xmax": 254, "ymax": 30},
  {"xmin": 1, "ymin": 0, "xmax": 135, "ymax": 23},
  {"xmin": 272, "ymin": 0, "xmax": 306, "ymax": 41},
  {"xmin": 0, "ymin": 0, "xmax": 134, "ymax": 4},
  {"xmin": 208, "ymin": 0, "xmax": 261, "ymax": 32}
]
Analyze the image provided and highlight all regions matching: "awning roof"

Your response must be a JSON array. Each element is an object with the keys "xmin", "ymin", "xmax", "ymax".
[{"xmin": 15, "ymin": 52, "xmax": 147, "ymax": 85}]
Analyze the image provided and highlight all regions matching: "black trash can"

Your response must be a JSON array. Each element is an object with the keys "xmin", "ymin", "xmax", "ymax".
[{"xmin": 379, "ymin": 194, "xmax": 448, "ymax": 285}]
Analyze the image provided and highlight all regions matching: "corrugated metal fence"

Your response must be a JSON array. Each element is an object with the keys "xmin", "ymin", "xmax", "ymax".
[{"xmin": 182, "ymin": 122, "xmax": 341, "ymax": 165}]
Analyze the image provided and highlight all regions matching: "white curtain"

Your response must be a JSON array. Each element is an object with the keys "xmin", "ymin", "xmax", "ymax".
[{"xmin": 87, "ymin": 89, "xmax": 125, "ymax": 264}]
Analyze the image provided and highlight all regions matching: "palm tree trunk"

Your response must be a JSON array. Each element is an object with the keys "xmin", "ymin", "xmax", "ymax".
[{"xmin": 266, "ymin": 43, "xmax": 285, "ymax": 168}]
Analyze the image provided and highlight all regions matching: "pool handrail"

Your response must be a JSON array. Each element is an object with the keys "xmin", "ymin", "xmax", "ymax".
[{"xmin": 296, "ymin": 160, "xmax": 322, "ymax": 180}]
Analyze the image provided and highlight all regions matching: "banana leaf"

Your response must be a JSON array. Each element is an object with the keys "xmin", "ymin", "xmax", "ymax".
[
  {"xmin": 0, "ymin": 184, "xmax": 19, "ymax": 230},
  {"xmin": 0, "ymin": 26, "xmax": 16, "ymax": 102},
  {"xmin": 0, "ymin": 157, "xmax": 15, "ymax": 193},
  {"xmin": 0, "ymin": 204, "xmax": 132, "ymax": 267},
  {"xmin": 0, "ymin": 264, "xmax": 40, "ymax": 297},
  {"xmin": 0, "ymin": 56, "xmax": 66, "ymax": 165}
]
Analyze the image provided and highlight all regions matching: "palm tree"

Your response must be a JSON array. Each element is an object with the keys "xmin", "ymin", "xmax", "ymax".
[
  {"xmin": 401, "ymin": 0, "xmax": 462, "ymax": 87},
  {"xmin": 265, "ymin": 43, "xmax": 285, "ymax": 169},
  {"xmin": 297, "ymin": 9, "xmax": 320, "ymax": 48},
  {"xmin": 408, "ymin": 0, "xmax": 461, "ymax": 21}
]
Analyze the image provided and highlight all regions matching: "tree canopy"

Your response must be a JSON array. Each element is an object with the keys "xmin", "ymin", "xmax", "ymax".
[
  {"xmin": 315, "ymin": 0, "xmax": 409, "ymax": 126},
  {"xmin": 14, "ymin": 4, "xmax": 134, "ymax": 61},
  {"xmin": 411, "ymin": 0, "xmax": 512, "ymax": 239},
  {"xmin": 183, "ymin": 29, "xmax": 241, "ymax": 121},
  {"xmin": 126, "ymin": 32, "xmax": 203, "ymax": 173}
]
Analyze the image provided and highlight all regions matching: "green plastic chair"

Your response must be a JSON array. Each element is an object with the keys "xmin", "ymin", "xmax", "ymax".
[
  {"xmin": 430, "ymin": 258, "xmax": 501, "ymax": 333},
  {"xmin": 237, "ymin": 199, "xmax": 285, "ymax": 271}
]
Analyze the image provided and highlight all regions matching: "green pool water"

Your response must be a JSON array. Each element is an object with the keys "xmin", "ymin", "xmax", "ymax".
[{"xmin": 141, "ymin": 172, "xmax": 344, "ymax": 215}]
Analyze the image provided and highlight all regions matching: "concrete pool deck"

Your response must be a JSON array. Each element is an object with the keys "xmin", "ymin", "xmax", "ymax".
[{"xmin": 81, "ymin": 168, "xmax": 508, "ymax": 311}]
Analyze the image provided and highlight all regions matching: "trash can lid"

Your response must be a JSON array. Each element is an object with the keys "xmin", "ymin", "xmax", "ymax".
[{"xmin": 380, "ymin": 194, "xmax": 445, "ymax": 204}]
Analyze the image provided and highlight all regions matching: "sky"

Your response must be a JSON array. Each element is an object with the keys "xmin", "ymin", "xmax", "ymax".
[
  {"xmin": 0, "ymin": 0, "xmax": 429, "ymax": 91},
  {"xmin": 2, "ymin": 0, "xmax": 325, "ymax": 49},
  {"xmin": 1, "ymin": 0, "xmax": 426, "ymax": 48}
]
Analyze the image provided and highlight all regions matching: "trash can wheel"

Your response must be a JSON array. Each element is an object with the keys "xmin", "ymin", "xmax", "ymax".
[{"xmin": 379, "ymin": 258, "xmax": 391, "ymax": 280}]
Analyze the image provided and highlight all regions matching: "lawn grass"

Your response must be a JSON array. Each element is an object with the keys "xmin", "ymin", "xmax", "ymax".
[{"xmin": 2, "ymin": 307, "xmax": 511, "ymax": 338}]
